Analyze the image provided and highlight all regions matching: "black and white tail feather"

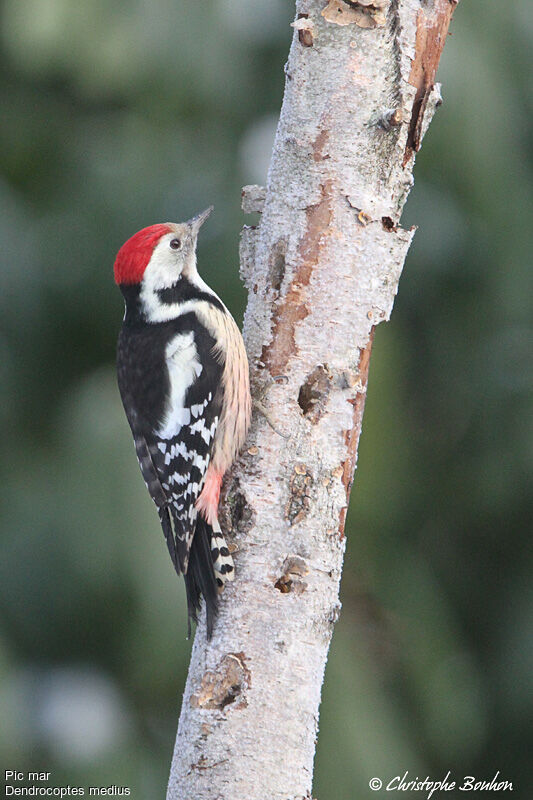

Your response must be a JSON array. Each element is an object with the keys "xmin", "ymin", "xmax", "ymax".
[
  {"xmin": 183, "ymin": 517, "xmax": 234, "ymax": 638},
  {"xmin": 158, "ymin": 502, "xmax": 234, "ymax": 638}
]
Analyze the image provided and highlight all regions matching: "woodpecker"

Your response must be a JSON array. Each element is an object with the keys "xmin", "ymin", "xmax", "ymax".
[{"xmin": 114, "ymin": 207, "xmax": 251, "ymax": 637}]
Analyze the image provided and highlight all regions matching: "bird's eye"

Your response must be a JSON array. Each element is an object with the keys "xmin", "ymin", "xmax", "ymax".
[{"xmin": 169, "ymin": 238, "xmax": 181, "ymax": 250}]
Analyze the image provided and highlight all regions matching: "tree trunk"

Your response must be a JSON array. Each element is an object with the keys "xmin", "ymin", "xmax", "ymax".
[{"xmin": 167, "ymin": 1, "xmax": 458, "ymax": 798}]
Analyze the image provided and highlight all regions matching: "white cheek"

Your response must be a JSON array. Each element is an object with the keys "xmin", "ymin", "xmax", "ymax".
[
  {"xmin": 139, "ymin": 238, "xmax": 184, "ymax": 321},
  {"xmin": 138, "ymin": 241, "xmax": 226, "ymax": 325},
  {"xmin": 143, "ymin": 240, "xmax": 183, "ymax": 291}
]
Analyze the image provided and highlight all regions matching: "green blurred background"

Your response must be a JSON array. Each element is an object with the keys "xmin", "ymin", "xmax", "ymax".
[{"xmin": 0, "ymin": 1, "xmax": 531, "ymax": 797}]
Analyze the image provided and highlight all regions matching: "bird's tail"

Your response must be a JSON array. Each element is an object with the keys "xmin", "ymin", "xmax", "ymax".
[
  {"xmin": 159, "ymin": 506, "xmax": 179, "ymax": 574},
  {"xmin": 183, "ymin": 517, "xmax": 234, "ymax": 639},
  {"xmin": 209, "ymin": 518, "xmax": 235, "ymax": 587},
  {"xmin": 184, "ymin": 516, "xmax": 218, "ymax": 639}
]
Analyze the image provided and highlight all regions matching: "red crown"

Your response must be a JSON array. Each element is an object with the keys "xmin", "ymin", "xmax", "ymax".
[{"xmin": 114, "ymin": 224, "xmax": 171, "ymax": 285}]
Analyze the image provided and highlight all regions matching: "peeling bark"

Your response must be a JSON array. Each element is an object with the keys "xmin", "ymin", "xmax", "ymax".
[
  {"xmin": 404, "ymin": 0, "xmax": 457, "ymax": 163},
  {"xmin": 167, "ymin": 2, "xmax": 458, "ymax": 798},
  {"xmin": 262, "ymin": 179, "xmax": 334, "ymax": 375}
]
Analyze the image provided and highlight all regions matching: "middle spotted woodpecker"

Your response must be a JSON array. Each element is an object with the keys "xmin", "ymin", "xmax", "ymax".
[{"xmin": 114, "ymin": 207, "xmax": 251, "ymax": 637}]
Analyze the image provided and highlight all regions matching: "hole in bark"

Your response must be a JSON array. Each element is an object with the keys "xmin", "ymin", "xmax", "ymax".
[
  {"xmin": 231, "ymin": 490, "xmax": 249, "ymax": 530},
  {"xmin": 298, "ymin": 365, "xmax": 332, "ymax": 423},
  {"xmin": 220, "ymin": 478, "xmax": 254, "ymax": 536},
  {"xmin": 275, "ymin": 577, "xmax": 292, "ymax": 593},
  {"xmin": 382, "ymin": 216, "xmax": 396, "ymax": 231},
  {"xmin": 268, "ymin": 238, "xmax": 287, "ymax": 293},
  {"xmin": 298, "ymin": 382, "xmax": 316, "ymax": 415},
  {"xmin": 296, "ymin": 13, "xmax": 314, "ymax": 47},
  {"xmin": 219, "ymin": 684, "xmax": 242, "ymax": 708}
]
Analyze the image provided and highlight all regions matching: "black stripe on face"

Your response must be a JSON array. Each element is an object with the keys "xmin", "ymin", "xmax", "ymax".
[{"xmin": 157, "ymin": 278, "xmax": 225, "ymax": 313}]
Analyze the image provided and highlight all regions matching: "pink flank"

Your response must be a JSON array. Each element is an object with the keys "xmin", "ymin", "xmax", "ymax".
[{"xmin": 196, "ymin": 467, "xmax": 224, "ymax": 526}]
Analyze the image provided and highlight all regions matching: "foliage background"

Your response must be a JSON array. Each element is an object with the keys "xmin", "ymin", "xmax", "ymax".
[{"xmin": 0, "ymin": 1, "xmax": 531, "ymax": 797}]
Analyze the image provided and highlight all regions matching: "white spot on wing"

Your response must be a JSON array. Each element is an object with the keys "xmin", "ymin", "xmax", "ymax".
[
  {"xmin": 168, "ymin": 472, "xmax": 189, "ymax": 486},
  {"xmin": 189, "ymin": 415, "xmax": 218, "ymax": 445},
  {"xmin": 190, "ymin": 403, "xmax": 203, "ymax": 418},
  {"xmin": 193, "ymin": 453, "xmax": 209, "ymax": 473},
  {"xmin": 190, "ymin": 418, "xmax": 207, "ymax": 440}
]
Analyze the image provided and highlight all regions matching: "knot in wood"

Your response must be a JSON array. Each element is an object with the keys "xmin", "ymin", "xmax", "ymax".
[
  {"xmin": 286, "ymin": 465, "xmax": 314, "ymax": 526},
  {"xmin": 275, "ymin": 555, "xmax": 310, "ymax": 595},
  {"xmin": 190, "ymin": 653, "xmax": 250, "ymax": 711},
  {"xmin": 322, "ymin": 0, "xmax": 389, "ymax": 29}
]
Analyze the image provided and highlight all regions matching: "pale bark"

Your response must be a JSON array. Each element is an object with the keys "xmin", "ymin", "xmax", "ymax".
[{"xmin": 167, "ymin": 2, "xmax": 458, "ymax": 798}]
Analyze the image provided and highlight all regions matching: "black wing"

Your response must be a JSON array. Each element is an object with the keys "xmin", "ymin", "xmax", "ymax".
[
  {"xmin": 117, "ymin": 316, "xmax": 223, "ymax": 575},
  {"xmin": 117, "ymin": 338, "xmax": 179, "ymax": 571}
]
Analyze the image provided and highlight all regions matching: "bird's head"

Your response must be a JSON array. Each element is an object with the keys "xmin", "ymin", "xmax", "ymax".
[
  {"xmin": 114, "ymin": 206, "xmax": 213, "ymax": 288},
  {"xmin": 114, "ymin": 207, "xmax": 215, "ymax": 322}
]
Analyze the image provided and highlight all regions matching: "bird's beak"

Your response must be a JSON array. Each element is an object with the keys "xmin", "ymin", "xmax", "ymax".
[{"xmin": 187, "ymin": 206, "xmax": 214, "ymax": 234}]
